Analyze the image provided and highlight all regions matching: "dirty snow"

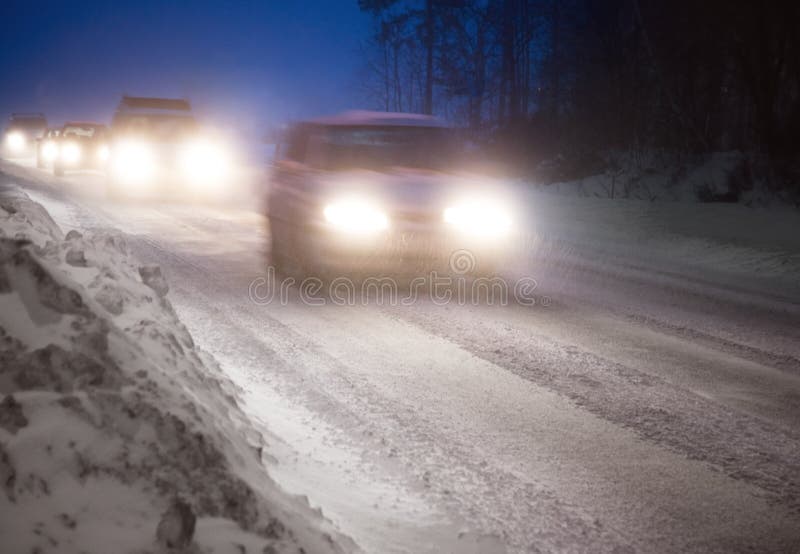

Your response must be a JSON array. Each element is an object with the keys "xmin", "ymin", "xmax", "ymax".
[{"xmin": 0, "ymin": 189, "xmax": 354, "ymax": 553}]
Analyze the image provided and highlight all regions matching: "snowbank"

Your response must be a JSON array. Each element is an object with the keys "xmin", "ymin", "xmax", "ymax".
[
  {"xmin": 538, "ymin": 151, "xmax": 748, "ymax": 202},
  {"xmin": 516, "ymin": 152, "xmax": 800, "ymax": 301},
  {"xmin": 0, "ymin": 189, "xmax": 354, "ymax": 553}
]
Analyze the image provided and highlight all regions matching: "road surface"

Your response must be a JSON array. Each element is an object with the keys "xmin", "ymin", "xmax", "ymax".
[{"xmin": 2, "ymin": 160, "xmax": 800, "ymax": 553}]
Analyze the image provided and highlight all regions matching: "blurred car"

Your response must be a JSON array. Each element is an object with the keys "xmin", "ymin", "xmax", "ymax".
[
  {"xmin": 2, "ymin": 113, "xmax": 47, "ymax": 158},
  {"xmin": 266, "ymin": 111, "xmax": 519, "ymax": 277},
  {"xmin": 106, "ymin": 96, "xmax": 231, "ymax": 199},
  {"xmin": 52, "ymin": 122, "xmax": 109, "ymax": 176},
  {"xmin": 36, "ymin": 128, "xmax": 62, "ymax": 168}
]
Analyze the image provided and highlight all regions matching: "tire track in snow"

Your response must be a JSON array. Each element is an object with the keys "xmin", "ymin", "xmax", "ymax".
[{"xmin": 383, "ymin": 299, "xmax": 800, "ymax": 517}]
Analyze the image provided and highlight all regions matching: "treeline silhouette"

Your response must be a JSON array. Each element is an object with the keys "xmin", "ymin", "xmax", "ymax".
[{"xmin": 358, "ymin": 0, "xmax": 799, "ymax": 198}]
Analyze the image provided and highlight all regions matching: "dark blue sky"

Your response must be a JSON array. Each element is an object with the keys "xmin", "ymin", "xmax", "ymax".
[{"xmin": 0, "ymin": 0, "xmax": 371, "ymax": 133}]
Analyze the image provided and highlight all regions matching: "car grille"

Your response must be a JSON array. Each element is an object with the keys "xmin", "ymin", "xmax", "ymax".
[{"xmin": 392, "ymin": 208, "xmax": 441, "ymax": 226}]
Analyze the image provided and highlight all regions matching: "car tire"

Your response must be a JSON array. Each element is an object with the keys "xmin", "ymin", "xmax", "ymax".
[
  {"xmin": 270, "ymin": 218, "xmax": 330, "ymax": 279},
  {"xmin": 268, "ymin": 217, "xmax": 299, "ymax": 275}
]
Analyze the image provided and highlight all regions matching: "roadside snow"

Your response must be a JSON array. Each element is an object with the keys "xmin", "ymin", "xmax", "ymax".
[
  {"xmin": 0, "ymin": 189, "xmax": 355, "ymax": 553},
  {"xmin": 523, "ymin": 150, "xmax": 800, "ymax": 300},
  {"xmin": 520, "ymin": 186, "xmax": 800, "ymax": 302},
  {"xmin": 540, "ymin": 151, "xmax": 746, "ymax": 202}
]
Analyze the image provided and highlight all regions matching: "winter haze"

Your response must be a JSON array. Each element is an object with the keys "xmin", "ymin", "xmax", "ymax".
[{"xmin": 1, "ymin": 2, "xmax": 799, "ymax": 554}]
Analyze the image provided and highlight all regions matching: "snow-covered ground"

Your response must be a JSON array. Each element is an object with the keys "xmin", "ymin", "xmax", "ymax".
[
  {"xmin": 526, "ymin": 151, "xmax": 800, "ymax": 302},
  {"xmin": 522, "ymin": 188, "xmax": 800, "ymax": 303},
  {"xmin": 537, "ymin": 151, "xmax": 748, "ymax": 202},
  {"xmin": 0, "ymin": 187, "xmax": 353, "ymax": 553},
  {"xmin": 2, "ymin": 157, "xmax": 800, "ymax": 553}
]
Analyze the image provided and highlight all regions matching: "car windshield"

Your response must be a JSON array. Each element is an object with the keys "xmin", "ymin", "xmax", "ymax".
[
  {"xmin": 63, "ymin": 125, "xmax": 102, "ymax": 138},
  {"xmin": 112, "ymin": 114, "xmax": 197, "ymax": 141},
  {"xmin": 306, "ymin": 125, "xmax": 458, "ymax": 171}
]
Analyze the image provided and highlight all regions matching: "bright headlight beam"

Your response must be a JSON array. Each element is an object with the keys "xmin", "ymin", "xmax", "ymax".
[
  {"xmin": 42, "ymin": 141, "xmax": 58, "ymax": 161},
  {"xmin": 6, "ymin": 132, "xmax": 25, "ymax": 151},
  {"xmin": 323, "ymin": 199, "xmax": 389, "ymax": 233},
  {"xmin": 97, "ymin": 144, "xmax": 109, "ymax": 162},
  {"xmin": 179, "ymin": 141, "xmax": 230, "ymax": 184},
  {"xmin": 444, "ymin": 200, "xmax": 512, "ymax": 237},
  {"xmin": 111, "ymin": 141, "xmax": 155, "ymax": 183},
  {"xmin": 61, "ymin": 142, "xmax": 82, "ymax": 164}
]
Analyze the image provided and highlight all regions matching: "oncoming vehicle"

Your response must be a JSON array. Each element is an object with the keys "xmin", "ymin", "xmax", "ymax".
[
  {"xmin": 266, "ymin": 111, "xmax": 519, "ymax": 277},
  {"xmin": 106, "ymin": 96, "xmax": 231, "ymax": 199},
  {"xmin": 52, "ymin": 122, "xmax": 109, "ymax": 176},
  {"xmin": 36, "ymin": 128, "xmax": 61, "ymax": 168},
  {"xmin": 2, "ymin": 113, "xmax": 47, "ymax": 158}
]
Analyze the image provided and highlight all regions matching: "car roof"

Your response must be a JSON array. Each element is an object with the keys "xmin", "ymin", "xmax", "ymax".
[
  {"xmin": 63, "ymin": 121, "xmax": 106, "ymax": 128},
  {"xmin": 305, "ymin": 110, "xmax": 447, "ymax": 128},
  {"xmin": 116, "ymin": 96, "xmax": 192, "ymax": 113}
]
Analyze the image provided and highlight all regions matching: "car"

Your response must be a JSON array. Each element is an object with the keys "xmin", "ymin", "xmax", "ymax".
[
  {"xmin": 36, "ymin": 128, "xmax": 62, "ymax": 168},
  {"xmin": 106, "ymin": 96, "xmax": 231, "ymax": 199},
  {"xmin": 51, "ymin": 122, "xmax": 109, "ymax": 176},
  {"xmin": 2, "ymin": 113, "xmax": 47, "ymax": 158},
  {"xmin": 266, "ymin": 110, "xmax": 519, "ymax": 278}
]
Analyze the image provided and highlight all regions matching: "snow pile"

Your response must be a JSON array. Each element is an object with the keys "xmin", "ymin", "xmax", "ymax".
[
  {"xmin": 683, "ymin": 151, "xmax": 745, "ymax": 201},
  {"xmin": 0, "ymin": 189, "xmax": 353, "ymax": 554}
]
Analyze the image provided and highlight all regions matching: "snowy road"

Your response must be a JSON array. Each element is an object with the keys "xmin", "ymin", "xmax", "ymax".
[{"xmin": 3, "ymin": 161, "xmax": 800, "ymax": 553}]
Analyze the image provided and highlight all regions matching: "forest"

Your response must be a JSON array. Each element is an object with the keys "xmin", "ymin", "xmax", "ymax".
[{"xmin": 358, "ymin": 0, "xmax": 800, "ymax": 201}]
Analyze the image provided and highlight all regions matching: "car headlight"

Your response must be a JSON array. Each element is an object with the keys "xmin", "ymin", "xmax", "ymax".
[
  {"xmin": 42, "ymin": 140, "xmax": 58, "ymax": 161},
  {"xmin": 111, "ymin": 141, "xmax": 155, "ymax": 183},
  {"xmin": 323, "ymin": 198, "xmax": 389, "ymax": 233},
  {"xmin": 60, "ymin": 142, "xmax": 82, "ymax": 164},
  {"xmin": 6, "ymin": 131, "xmax": 25, "ymax": 152},
  {"xmin": 179, "ymin": 141, "xmax": 230, "ymax": 184},
  {"xmin": 444, "ymin": 199, "xmax": 512, "ymax": 238}
]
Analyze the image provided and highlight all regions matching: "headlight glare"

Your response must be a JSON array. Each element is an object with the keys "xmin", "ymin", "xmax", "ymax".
[
  {"xmin": 61, "ymin": 142, "xmax": 82, "ymax": 164},
  {"xmin": 323, "ymin": 198, "xmax": 389, "ymax": 233},
  {"xmin": 112, "ymin": 141, "xmax": 155, "ymax": 183},
  {"xmin": 444, "ymin": 199, "xmax": 512, "ymax": 237},
  {"xmin": 179, "ymin": 141, "xmax": 229, "ymax": 184},
  {"xmin": 6, "ymin": 131, "xmax": 25, "ymax": 151},
  {"xmin": 42, "ymin": 140, "xmax": 58, "ymax": 161},
  {"xmin": 97, "ymin": 144, "xmax": 109, "ymax": 162}
]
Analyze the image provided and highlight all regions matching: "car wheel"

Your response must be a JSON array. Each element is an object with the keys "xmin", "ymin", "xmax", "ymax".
[
  {"xmin": 270, "ymin": 218, "xmax": 329, "ymax": 280},
  {"xmin": 268, "ymin": 218, "xmax": 291, "ymax": 274},
  {"xmin": 270, "ymin": 218, "xmax": 312, "ymax": 277},
  {"xmin": 295, "ymin": 226, "xmax": 334, "ymax": 281}
]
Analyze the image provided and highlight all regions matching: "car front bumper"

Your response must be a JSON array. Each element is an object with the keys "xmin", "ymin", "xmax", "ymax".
[{"xmin": 304, "ymin": 223, "xmax": 517, "ymax": 275}]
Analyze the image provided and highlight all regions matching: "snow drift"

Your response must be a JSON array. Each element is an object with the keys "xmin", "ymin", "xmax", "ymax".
[
  {"xmin": 536, "ymin": 150, "xmax": 750, "ymax": 202},
  {"xmin": 0, "ymin": 188, "xmax": 354, "ymax": 553}
]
